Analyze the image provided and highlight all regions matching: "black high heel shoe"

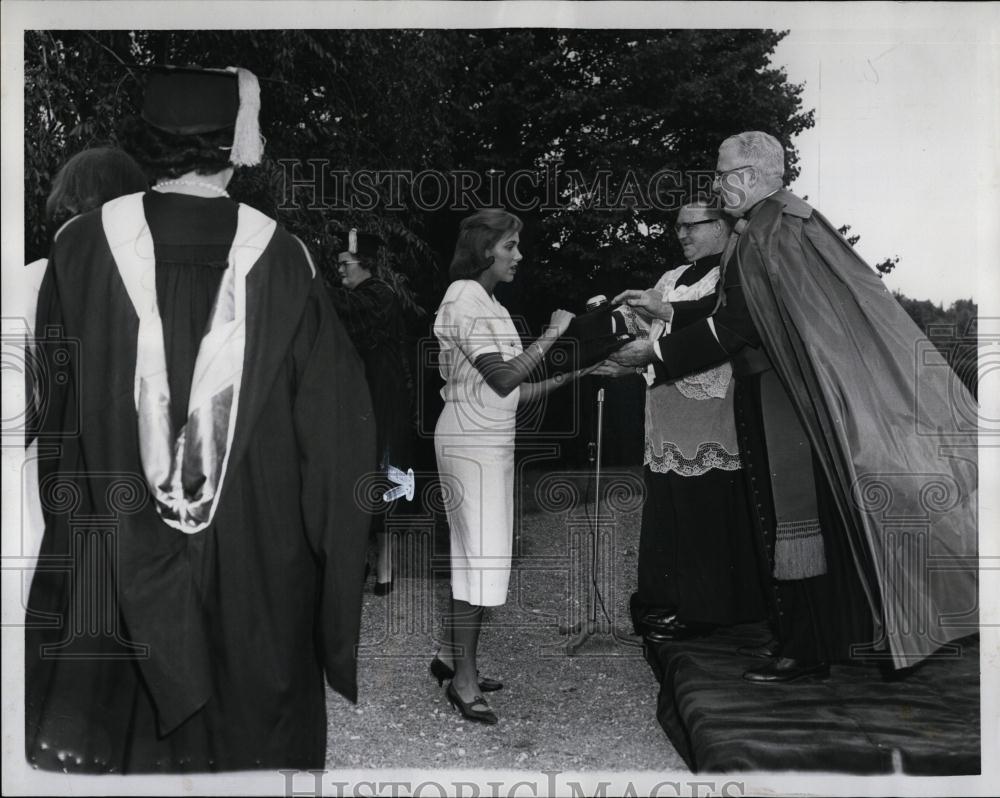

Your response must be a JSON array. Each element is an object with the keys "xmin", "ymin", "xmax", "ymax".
[
  {"xmin": 373, "ymin": 580, "xmax": 393, "ymax": 596},
  {"xmin": 430, "ymin": 657, "xmax": 503, "ymax": 692},
  {"xmin": 446, "ymin": 682, "xmax": 498, "ymax": 725}
]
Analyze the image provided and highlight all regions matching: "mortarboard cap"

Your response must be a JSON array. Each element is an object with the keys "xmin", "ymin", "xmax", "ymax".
[
  {"xmin": 542, "ymin": 301, "xmax": 634, "ymax": 376},
  {"xmin": 140, "ymin": 65, "xmax": 264, "ymax": 166},
  {"xmin": 341, "ymin": 229, "xmax": 385, "ymax": 259}
]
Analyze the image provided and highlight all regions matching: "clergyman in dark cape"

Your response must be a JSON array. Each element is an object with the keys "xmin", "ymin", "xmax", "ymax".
[{"xmin": 615, "ymin": 131, "xmax": 977, "ymax": 676}]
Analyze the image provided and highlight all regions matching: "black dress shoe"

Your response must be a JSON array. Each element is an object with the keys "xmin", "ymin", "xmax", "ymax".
[
  {"xmin": 641, "ymin": 611, "xmax": 678, "ymax": 634},
  {"xmin": 643, "ymin": 618, "xmax": 711, "ymax": 644},
  {"xmin": 644, "ymin": 629, "xmax": 677, "ymax": 645},
  {"xmin": 446, "ymin": 682, "xmax": 498, "ymax": 725},
  {"xmin": 373, "ymin": 580, "xmax": 393, "ymax": 596},
  {"xmin": 737, "ymin": 638, "xmax": 780, "ymax": 659},
  {"xmin": 743, "ymin": 657, "xmax": 830, "ymax": 683},
  {"xmin": 430, "ymin": 657, "xmax": 503, "ymax": 692}
]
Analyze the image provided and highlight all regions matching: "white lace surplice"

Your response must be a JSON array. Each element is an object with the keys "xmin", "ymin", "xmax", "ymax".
[{"xmin": 624, "ymin": 264, "xmax": 741, "ymax": 477}]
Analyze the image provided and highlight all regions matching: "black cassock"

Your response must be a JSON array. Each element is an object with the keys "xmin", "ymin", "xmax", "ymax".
[
  {"xmin": 652, "ymin": 208, "xmax": 875, "ymax": 663},
  {"xmin": 636, "ymin": 253, "xmax": 766, "ymax": 628},
  {"xmin": 27, "ymin": 192, "xmax": 375, "ymax": 772}
]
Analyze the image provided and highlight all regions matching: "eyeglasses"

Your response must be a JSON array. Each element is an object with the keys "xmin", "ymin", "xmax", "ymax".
[
  {"xmin": 674, "ymin": 219, "xmax": 719, "ymax": 235},
  {"xmin": 713, "ymin": 164, "xmax": 755, "ymax": 182}
]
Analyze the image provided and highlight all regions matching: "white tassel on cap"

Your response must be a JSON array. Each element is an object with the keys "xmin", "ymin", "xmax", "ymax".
[
  {"xmin": 348, "ymin": 229, "xmax": 358, "ymax": 254},
  {"xmin": 228, "ymin": 67, "xmax": 264, "ymax": 167}
]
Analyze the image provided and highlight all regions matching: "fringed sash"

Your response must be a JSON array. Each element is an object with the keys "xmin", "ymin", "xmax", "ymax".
[
  {"xmin": 758, "ymin": 369, "xmax": 827, "ymax": 579},
  {"xmin": 103, "ymin": 192, "xmax": 276, "ymax": 533}
]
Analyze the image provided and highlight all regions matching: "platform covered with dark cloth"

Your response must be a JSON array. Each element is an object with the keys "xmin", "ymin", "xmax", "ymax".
[{"xmin": 645, "ymin": 623, "xmax": 980, "ymax": 775}]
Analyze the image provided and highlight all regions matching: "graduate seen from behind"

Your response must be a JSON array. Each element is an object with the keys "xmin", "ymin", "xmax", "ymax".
[
  {"xmin": 27, "ymin": 65, "xmax": 375, "ymax": 772},
  {"xmin": 25, "ymin": 146, "xmax": 149, "ymax": 331},
  {"xmin": 433, "ymin": 209, "xmax": 596, "ymax": 725},
  {"xmin": 22, "ymin": 146, "xmax": 148, "ymax": 603}
]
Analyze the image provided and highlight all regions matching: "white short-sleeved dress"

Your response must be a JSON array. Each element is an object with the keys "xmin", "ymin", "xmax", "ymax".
[{"xmin": 434, "ymin": 280, "xmax": 522, "ymax": 606}]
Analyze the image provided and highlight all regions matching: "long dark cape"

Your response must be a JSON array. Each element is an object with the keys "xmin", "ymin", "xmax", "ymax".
[{"xmin": 735, "ymin": 190, "xmax": 978, "ymax": 668}]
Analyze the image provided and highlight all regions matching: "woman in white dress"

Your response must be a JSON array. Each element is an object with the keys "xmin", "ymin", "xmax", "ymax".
[{"xmin": 432, "ymin": 209, "xmax": 585, "ymax": 724}]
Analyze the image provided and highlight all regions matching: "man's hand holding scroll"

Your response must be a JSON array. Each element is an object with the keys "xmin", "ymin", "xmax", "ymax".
[{"xmin": 613, "ymin": 288, "xmax": 673, "ymax": 324}]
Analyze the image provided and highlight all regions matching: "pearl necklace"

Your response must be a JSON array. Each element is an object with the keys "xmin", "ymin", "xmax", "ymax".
[{"xmin": 153, "ymin": 179, "xmax": 230, "ymax": 198}]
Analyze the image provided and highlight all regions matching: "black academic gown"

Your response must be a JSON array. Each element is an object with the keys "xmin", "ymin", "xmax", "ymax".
[
  {"xmin": 26, "ymin": 192, "xmax": 375, "ymax": 772},
  {"xmin": 329, "ymin": 277, "xmax": 414, "ymax": 472}
]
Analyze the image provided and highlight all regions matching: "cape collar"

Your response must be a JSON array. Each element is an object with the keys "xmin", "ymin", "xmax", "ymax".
[{"xmin": 748, "ymin": 188, "xmax": 813, "ymax": 220}]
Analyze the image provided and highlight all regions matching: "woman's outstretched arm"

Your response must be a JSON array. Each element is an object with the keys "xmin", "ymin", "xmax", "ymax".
[
  {"xmin": 516, "ymin": 366, "xmax": 596, "ymax": 405},
  {"xmin": 471, "ymin": 308, "xmax": 574, "ymax": 397}
]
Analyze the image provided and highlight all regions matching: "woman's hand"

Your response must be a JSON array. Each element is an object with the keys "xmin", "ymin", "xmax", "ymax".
[
  {"xmin": 545, "ymin": 309, "xmax": 575, "ymax": 338},
  {"xmin": 520, "ymin": 357, "xmax": 631, "ymax": 406},
  {"xmin": 613, "ymin": 289, "xmax": 672, "ymax": 322},
  {"xmin": 569, "ymin": 362, "xmax": 603, "ymax": 380}
]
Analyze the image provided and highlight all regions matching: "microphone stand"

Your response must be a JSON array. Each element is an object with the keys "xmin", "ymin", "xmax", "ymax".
[{"xmin": 561, "ymin": 381, "xmax": 641, "ymax": 655}]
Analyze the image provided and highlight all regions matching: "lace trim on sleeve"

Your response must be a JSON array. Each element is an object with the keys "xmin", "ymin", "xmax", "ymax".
[{"xmin": 674, "ymin": 361, "xmax": 733, "ymax": 400}]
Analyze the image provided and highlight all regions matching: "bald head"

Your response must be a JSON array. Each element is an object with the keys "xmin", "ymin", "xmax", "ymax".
[
  {"xmin": 674, "ymin": 199, "xmax": 733, "ymax": 262},
  {"xmin": 714, "ymin": 131, "xmax": 786, "ymax": 215}
]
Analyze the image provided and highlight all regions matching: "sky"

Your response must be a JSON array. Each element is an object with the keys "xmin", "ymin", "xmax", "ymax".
[{"xmin": 773, "ymin": 27, "xmax": 995, "ymax": 305}]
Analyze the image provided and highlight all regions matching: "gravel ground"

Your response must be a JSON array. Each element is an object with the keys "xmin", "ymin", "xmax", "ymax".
[{"xmin": 324, "ymin": 467, "xmax": 687, "ymax": 773}]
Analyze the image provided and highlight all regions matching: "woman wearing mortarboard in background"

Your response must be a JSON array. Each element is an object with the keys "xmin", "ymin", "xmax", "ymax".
[
  {"xmin": 328, "ymin": 230, "xmax": 415, "ymax": 594},
  {"xmin": 26, "ymin": 65, "xmax": 375, "ymax": 772}
]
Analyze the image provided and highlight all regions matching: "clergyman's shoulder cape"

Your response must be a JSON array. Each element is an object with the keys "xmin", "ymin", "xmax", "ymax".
[{"xmin": 735, "ymin": 189, "xmax": 978, "ymax": 668}]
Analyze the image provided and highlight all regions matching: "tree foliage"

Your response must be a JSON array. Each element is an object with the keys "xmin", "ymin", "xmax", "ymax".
[
  {"xmin": 25, "ymin": 28, "xmax": 814, "ymax": 325},
  {"xmin": 893, "ymin": 294, "xmax": 978, "ymax": 397},
  {"xmin": 838, "ymin": 224, "xmax": 898, "ymax": 277},
  {"xmin": 28, "ymin": 30, "xmax": 974, "ymax": 460}
]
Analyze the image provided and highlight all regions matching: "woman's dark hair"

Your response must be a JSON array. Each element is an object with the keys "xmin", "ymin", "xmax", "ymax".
[
  {"xmin": 45, "ymin": 146, "xmax": 148, "ymax": 224},
  {"xmin": 118, "ymin": 116, "xmax": 234, "ymax": 181},
  {"xmin": 356, "ymin": 255, "xmax": 380, "ymax": 277},
  {"xmin": 449, "ymin": 209, "xmax": 523, "ymax": 281}
]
